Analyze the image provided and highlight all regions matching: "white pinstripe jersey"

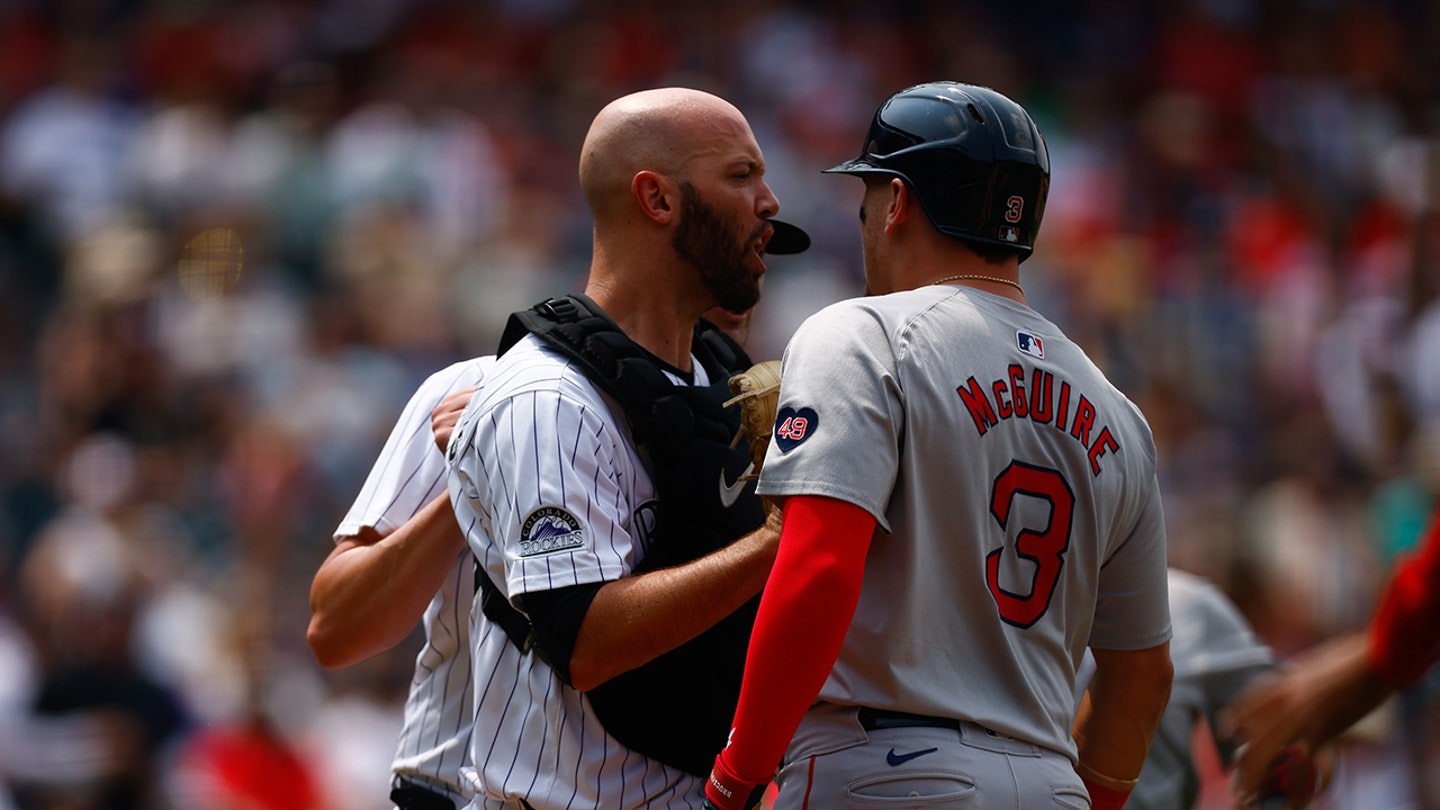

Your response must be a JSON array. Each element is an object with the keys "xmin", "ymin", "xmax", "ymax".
[
  {"xmin": 335, "ymin": 356, "xmax": 496, "ymax": 803},
  {"xmin": 446, "ymin": 334, "xmax": 710, "ymax": 810},
  {"xmin": 758, "ymin": 285, "xmax": 1172, "ymax": 761}
]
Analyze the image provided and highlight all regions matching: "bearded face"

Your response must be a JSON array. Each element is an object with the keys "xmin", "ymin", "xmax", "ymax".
[{"xmin": 672, "ymin": 181, "xmax": 765, "ymax": 312}]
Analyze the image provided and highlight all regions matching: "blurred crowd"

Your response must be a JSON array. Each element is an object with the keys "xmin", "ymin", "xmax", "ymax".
[{"xmin": 0, "ymin": 0, "xmax": 1437, "ymax": 807}]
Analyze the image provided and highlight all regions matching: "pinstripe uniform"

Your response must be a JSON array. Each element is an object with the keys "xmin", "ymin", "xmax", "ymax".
[
  {"xmin": 335, "ymin": 356, "xmax": 496, "ymax": 806},
  {"xmin": 446, "ymin": 334, "xmax": 707, "ymax": 810}
]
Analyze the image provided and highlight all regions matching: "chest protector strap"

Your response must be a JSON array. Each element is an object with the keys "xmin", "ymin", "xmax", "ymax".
[{"xmin": 486, "ymin": 293, "xmax": 766, "ymax": 776}]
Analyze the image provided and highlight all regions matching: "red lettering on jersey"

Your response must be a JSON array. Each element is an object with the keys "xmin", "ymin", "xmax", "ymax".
[
  {"xmin": 1008, "ymin": 364, "xmax": 1029, "ymax": 418},
  {"xmin": 1029, "ymin": 369, "xmax": 1053, "ymax": 424},
  {"xmin": 964, "ymin": 370, "xmax": 1119, "ymax": 478},
  {"xmin": 777, "ymin": 416, "xmax": 809, "ymax": 440},
  {"xmin": 957, "ymin": 377, "xmax": 998, "ymax": 436},
  {"xmin": 987, "ymin": 461, "xmax": 1074, "ymax": 628},
  {"xmin": 1070, "ymin": 396, "xmax": 1096, "ymax": 446},
  {"xmin": 992, "ymin": 380, "xmax": 1013, "ymax": 419},
  {"xmin": 1055, "ymin": 381, "xmax": 1071, "ymax": 433},
  {"xmin": 1088, "ymin": 427, "xmax": 1118, "ymax": 475}
]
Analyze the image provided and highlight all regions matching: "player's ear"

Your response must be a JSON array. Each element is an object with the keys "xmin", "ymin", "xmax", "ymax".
[
  {"xmin": 633, "ymin": 170, "xmax": 676, "ymax": 225},
  {"xmin": 884, "ymin": 177, "xmax": 909, "ymax": 235}
]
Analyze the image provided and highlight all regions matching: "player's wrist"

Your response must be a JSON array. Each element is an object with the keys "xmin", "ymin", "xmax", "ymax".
[
  {"xmin": 1081, "ymin": 775, "xmax": 1132, "ymax": 810},
  {"xmin": 705, "ymin": 755, "xmax": 767, "ymax": 810}
]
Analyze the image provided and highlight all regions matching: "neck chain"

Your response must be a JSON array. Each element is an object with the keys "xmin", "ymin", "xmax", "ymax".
[{"xmin": 932, "ymin": 274, "xmax": 1024, "ymax": 294}]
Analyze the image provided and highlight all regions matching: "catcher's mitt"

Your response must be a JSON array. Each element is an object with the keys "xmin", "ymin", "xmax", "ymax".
[{"xmin": 724, "ymin": 360, "xmax": 781, "ymax": 481}]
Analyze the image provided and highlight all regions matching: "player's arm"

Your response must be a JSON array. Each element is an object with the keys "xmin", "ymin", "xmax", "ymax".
[
  {"xmin": 1073, "ymin": 642, "xmax": 1173, "ymax": 809},
  {"xmin": 564, "ymin": 504, "xmax": 785, "ymax": 691},
  {"xmin": 307, "ymin": 383, "xmax": 477, "ymax": 669},
  {"xmin": 1227, "ymin": 508, "xmax": 1440, "ymax": 801},
  {"xmin": 307, "ymin": 494, "xmax": 466, "ymax": 668},
  {"xmin": 704, "ymin": 495, "xmax": 876, "ymax": 810}
]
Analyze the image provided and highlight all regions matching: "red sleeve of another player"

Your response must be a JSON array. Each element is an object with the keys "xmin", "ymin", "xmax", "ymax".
[
  {"xmin": 1369, "ymin": 510, "xmax": 1440, "ymax": 689},
  {"xmin": 717, "ymin": 495, "xmax": 875, "ymax": 784}
]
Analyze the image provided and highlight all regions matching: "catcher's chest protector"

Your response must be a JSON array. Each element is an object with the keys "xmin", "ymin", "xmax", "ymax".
[{"xmin": 495, "ymin": 293, "xmax": 766, "ymax": 776}]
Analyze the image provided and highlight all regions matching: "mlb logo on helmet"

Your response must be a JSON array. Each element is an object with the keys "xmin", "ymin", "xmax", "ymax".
[{"xmin": 1016, "ymin": 331, "xmax": 1044, "ymax": 359}]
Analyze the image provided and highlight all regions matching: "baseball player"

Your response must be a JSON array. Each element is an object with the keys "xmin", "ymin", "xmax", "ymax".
[
  {"xmin": 444, "ymin": 87, "xmax": 806, "ymax": 809},
  {"xmin": 703, "ymin": 82, "xmax": 1173, "ymax": 810},
  {"xmin": 1227, "ymin": 504, "xmax": 1440, "ymax": 806},
  {"xmin": 308, "ymin": 297, "xmax": 765, "ymax": 809},
  {"xmin": 309, "ymin": 356, "xmax": 494, "ymax": 808}
]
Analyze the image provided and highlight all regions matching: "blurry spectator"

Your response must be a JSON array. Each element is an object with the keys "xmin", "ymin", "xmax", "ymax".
[
  {"xmin": 0, "ymin": 35, "xmax": 136, "ymax": 245},
  {"xmin": 8, "ymin": 435, "xmax": 190, "ymax": 810}
]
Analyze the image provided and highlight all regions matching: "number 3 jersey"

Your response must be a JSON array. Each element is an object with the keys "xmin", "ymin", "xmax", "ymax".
[{"xmin": 756, "ymin": 284, "xmax": 1172, "ymax": 760}]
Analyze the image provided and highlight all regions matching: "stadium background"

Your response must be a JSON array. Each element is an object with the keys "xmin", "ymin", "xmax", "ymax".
[{"xmin": 0, "ymin": 0, "xmax": 1436, "ymax": 807}]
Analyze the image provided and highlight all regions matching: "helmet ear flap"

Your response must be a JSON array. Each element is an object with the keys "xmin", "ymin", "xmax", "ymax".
[{"xmin": 824, "ymin": 82, "xmax": 1050, "ymax": 262}]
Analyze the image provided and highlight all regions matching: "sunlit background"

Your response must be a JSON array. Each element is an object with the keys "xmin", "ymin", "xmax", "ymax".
[{"xmin": 0, "ymin": 0, "xmax": 1436, "ymax": 807}]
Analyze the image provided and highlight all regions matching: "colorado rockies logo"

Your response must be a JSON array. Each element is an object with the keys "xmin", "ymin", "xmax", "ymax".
[{"xmin": 519, "ymin": 506, "xmax": 585, "ymax": 557}]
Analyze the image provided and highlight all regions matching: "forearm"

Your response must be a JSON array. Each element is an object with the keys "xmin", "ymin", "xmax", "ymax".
[
  {"xmin": 723, "ymin": 496, "xmax": 873, "ymax": 782},
  {"xmin": 1304, "ymin": 633, "xmax": 1391, "ymax": 745},
  {"xmin": 567, "ymin": 513, "xmax": 780, "ymax": 691},
  {"xmin": 307, "ymin": 493, "xmax": 465, "ymax": 668},
  {"xmin": 1074, "ymin": 644, "xmax": 1173, "ymax": 790}
]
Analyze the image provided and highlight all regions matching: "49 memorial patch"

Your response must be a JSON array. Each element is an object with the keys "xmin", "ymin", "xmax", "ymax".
[
  {"xmin": 774, "ymin": 406, "xmax": 818, "ymax": 452},
  {"xmin": 519, "ymin": 506, "xmax": 585, "ymax": 557}
]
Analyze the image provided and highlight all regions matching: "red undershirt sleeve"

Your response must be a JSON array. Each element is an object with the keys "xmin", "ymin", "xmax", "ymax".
[
  {"xmin": 717, "ymin": 494, "xmax": 876, "ymax": 784},
  {"xmin": 1369, "ymin": 510, "xmax": 1440, "ymax": 690}
]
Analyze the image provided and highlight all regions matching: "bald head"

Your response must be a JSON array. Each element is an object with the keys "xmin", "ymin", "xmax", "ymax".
[{"xmin": 579, "ymin": 88, "xmax": 755, "ymax": 219}]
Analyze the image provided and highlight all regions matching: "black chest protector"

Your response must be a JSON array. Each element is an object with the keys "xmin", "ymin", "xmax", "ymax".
[{"xmin": 494, "ymin": 293, "xmax": 766, "ymax": 776}]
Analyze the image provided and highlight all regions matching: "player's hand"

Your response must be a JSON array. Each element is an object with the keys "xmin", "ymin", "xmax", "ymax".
[
  {"xmin": 705, "ymin": 756, "xmax": 768, "ymax": 810},
  {"xmin": 1223, "ymin": 633, "xmax": 1378, "ymax": 802},
  {"xmin": 1245, "ymin": 744, "xmax": 1326, "ymax": 809},
  {"xmin": 431, "ymin": 387, "xmax": 476, "ymax": 453}
]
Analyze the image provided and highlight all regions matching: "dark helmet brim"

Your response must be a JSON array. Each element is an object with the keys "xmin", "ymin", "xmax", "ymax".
[
  {"xmin": 822, "ymin": 158, "xmax": 890, "ymax": 175},
  {"xmin": 764, "ymin": 218, "xmax": 811, "ymax": 255}
]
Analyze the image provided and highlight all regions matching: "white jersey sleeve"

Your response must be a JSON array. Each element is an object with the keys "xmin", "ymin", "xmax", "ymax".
[
  {"xmin": 333, "ymin": 355, "xmax": 494, "ymax": 802},
  {"xmin": 451, "ymin": 357, "xmax": 650, "ymax": 603},
  {"xmin": 446, "ymin": 337, "xmax": 701, "ymax": 808},
  {"xmin": 335, "ymin": 358, "xmax": 493, "ymax": 540}
]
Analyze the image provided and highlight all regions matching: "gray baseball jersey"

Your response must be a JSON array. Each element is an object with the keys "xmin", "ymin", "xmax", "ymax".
[
  {"xmin": 757, "ymin": 285, "xmax": 1172, "ymax": 760},
  {"xmin": 335, "ymin": 356, "xmax": 495, "ymax": 802},
  {"xmin": 1077, "ymin": 568, "xmax": 1277, "ymax": 810},
  {"xmin": 446, "ymin": 334, "xmax": 705, "ymax": 809}
]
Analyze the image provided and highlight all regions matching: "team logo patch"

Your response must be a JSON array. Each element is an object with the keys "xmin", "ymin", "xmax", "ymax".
[
  {"xmin": 774, "ymin": 406, "xmax": 818, "ymax": 452},
  {"xmin": 1016, "ymin": 330, "xmax": 1044, "ymax": 359},
  {"xmin": 519, "ymin": 506, "xmax": 585, "ymax": 557}
]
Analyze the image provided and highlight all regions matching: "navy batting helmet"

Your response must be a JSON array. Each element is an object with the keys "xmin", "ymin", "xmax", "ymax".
[{"xmin": 825, "ymin": 81, "xmax": 1050, "ymax": 261}]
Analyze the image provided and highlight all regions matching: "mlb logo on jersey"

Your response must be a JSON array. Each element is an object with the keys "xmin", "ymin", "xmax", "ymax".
[{"xmin": 1016, "ymin": 331, "xmax": 1044, "ymax": 359}]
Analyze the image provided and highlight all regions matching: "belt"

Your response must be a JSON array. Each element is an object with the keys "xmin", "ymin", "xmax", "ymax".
[
  {"xmin": 857, "ymin": 707, "xmax": 962, "ymax": 732},
  {"xmin": 390, "ymin": 776, "xmax": 457, "ymax": 810}
]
